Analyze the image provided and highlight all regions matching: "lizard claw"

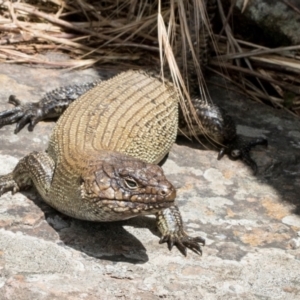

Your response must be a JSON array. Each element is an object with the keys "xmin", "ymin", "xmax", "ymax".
[
  {"xmin": 159, "ymin": 231, "xmax": 205, "ymax": 256},
  {"xmin": 8, "ymin": 95, "xmax": 22, "ymax": 106},
  {"xmin": 0, "ymin": 82, "xmax": 100, "ymax": 134},
  {"xmin": 156, "ymin": 206, "xmax": 205, "ymax": 256},
  {"xmin": 0, "ymin": 173, "xmax": 19, "ymax": 196},
  {"xmin": 0, "ymin": 96, "xmax": 42, "ymax": 134}
]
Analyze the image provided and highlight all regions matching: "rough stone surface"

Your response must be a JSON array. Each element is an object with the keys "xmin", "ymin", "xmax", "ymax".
[
  {"xmin": 236, "ymin": 0, "xmax": 300, "ymax": 45},
  {"xmin": 0, "ymin": 64, "xmax": 300, "ymax": 299}
]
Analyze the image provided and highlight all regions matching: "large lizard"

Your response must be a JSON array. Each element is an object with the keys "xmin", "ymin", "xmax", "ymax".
[
  {"xmin": 0, "ymin": 1, "xmax": 267, "ymax": 256},
  {"xmin": 0, "ymin": 68, "xmax": 266, "ymax": 256}
]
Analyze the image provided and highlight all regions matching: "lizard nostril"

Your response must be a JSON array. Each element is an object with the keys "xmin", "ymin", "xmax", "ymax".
[{"xmin": 159, "ymin": 186, "xmax": 176, "ymax": 200}]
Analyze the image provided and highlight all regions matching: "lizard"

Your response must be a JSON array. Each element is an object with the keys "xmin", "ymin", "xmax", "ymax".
[
  {"xmin": 0, "ymin": 70, "xmax": 207, "ymax": 256},
  {"xmin": 0, "ymin": 0, "xmax": 267, "ymax": 256},
  {"xmin": 0, "ymin": 68, "xmax": 267, "ymax": 256}
]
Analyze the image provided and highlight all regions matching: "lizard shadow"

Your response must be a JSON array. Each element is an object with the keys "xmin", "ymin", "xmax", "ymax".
[{"xmin": 23, "ymin": 191, "xmax": 157, "ymax": 264}]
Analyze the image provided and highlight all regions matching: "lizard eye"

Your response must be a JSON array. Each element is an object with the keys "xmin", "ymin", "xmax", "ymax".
[{"xmin": 124, "ymin": 178, "xmax": 138, "ymax": 189}]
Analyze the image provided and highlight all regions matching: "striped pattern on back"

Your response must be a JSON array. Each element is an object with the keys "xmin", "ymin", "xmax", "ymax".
[{"xmin": 48, "ymin": 70, "xmax": 179, "ymax": 170}]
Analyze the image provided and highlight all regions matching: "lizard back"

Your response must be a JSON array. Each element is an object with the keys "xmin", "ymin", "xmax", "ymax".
[{"xmin": 48, "ymin": 70, "xmax": 179, "ymax": 167}]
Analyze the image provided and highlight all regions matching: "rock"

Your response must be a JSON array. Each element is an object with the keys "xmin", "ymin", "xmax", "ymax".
[{"xmin": 235, "ymin": 0, "xmax": 300, "ymax": 45}]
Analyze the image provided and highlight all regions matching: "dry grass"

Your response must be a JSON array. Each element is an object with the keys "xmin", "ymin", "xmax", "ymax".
[
  {"xmin": 0, "ymin": 0, "xmax": 214, "ymax": 144},
  {"xmin": 0, "ymin": 0, "xmax": 165, "ymax": 67},
  {"xmin": 0, "ymin": 0, "xmax": 299, "ymax": 116},
  {"xmin": 210, "ymin": 0, "xmax": 300, "ymax": 116}
]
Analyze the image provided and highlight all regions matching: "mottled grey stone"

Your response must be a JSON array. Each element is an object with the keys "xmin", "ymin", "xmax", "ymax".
[{"xmin": 236, "ymin": 0, "xmax": 300, "ymax": 45}]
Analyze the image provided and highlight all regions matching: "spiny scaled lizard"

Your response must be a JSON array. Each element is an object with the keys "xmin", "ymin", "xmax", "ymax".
[
  {"xmin": 0, "ymin": 69, "xmax": 267, "ymax": 256},
  {"xmin": 0, "ymin": 0, "xmax": 267, "ymax": 256}
]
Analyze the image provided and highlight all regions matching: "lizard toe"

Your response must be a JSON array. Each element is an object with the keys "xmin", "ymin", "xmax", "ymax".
[
  {"xmin": 0, "ymin": 174, "xmax": 19, "ymax": 196},
  {"xmin": 159, "ymin": 231, "xmax": 205, "ymax": 256}
]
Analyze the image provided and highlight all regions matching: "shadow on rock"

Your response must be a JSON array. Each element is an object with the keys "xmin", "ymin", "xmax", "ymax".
[{"xmin": 24, "ymin": 191, "xmax": 150, "ymax": 264}]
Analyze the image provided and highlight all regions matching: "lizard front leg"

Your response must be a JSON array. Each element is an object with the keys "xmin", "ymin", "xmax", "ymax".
[
  {"xmin": 156, "ymin": 205, "xmax": 205, "ymax": 256},
  {"xmin": 0, "ymin": 81, "xmax": 99, "ymax": 133},
  {"xmin": 0, "ymin": 151, "xmax": 55, "ymax": 199}
]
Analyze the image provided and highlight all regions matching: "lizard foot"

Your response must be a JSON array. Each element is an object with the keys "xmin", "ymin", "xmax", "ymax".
[
  {"xmin": 0, "ymin": 96, "xmax": 42, "ymax": 133},
  {"xmin": 159, "ymin": 231, "xmax": 205, "ymax": 256},
  {"xmin": 0, "ymin": 173, "xmax": 20, "ymax": 196},
  {"xmin": 0, "ymin": 82, "xmax": 100, "ymax": 134},
  {"xmin": 156, "ymin": 205, "xmax": 205, "ymax": 256},
  {"xmin": 218, "ymin": 137, "xmax": 268, "ymax": 174}
]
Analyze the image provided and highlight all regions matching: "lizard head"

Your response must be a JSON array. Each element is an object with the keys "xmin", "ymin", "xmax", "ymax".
[{"xmin": 80, "ymin": 152, "xmax": 176, "ymax": 219}]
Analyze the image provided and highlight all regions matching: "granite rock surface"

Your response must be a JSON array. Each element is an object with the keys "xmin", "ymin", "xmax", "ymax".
[{"xmin": 235, "ymin": 0, "xmax": 300, "ymax": 45}]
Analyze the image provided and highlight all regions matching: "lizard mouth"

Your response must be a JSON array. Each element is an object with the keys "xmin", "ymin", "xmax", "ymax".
[
  {"xmin": 99, "ymin": 199, "xmax": 174, "ymax": 215},
  {"xmin": 128, "ymin": 189, "xmax": 176, "ymax": 203}
]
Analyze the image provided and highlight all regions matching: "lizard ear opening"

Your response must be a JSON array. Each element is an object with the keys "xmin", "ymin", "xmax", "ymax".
[{"xmin": 102, "ymin": 162, "xmax": 115, "ymax": 178}]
